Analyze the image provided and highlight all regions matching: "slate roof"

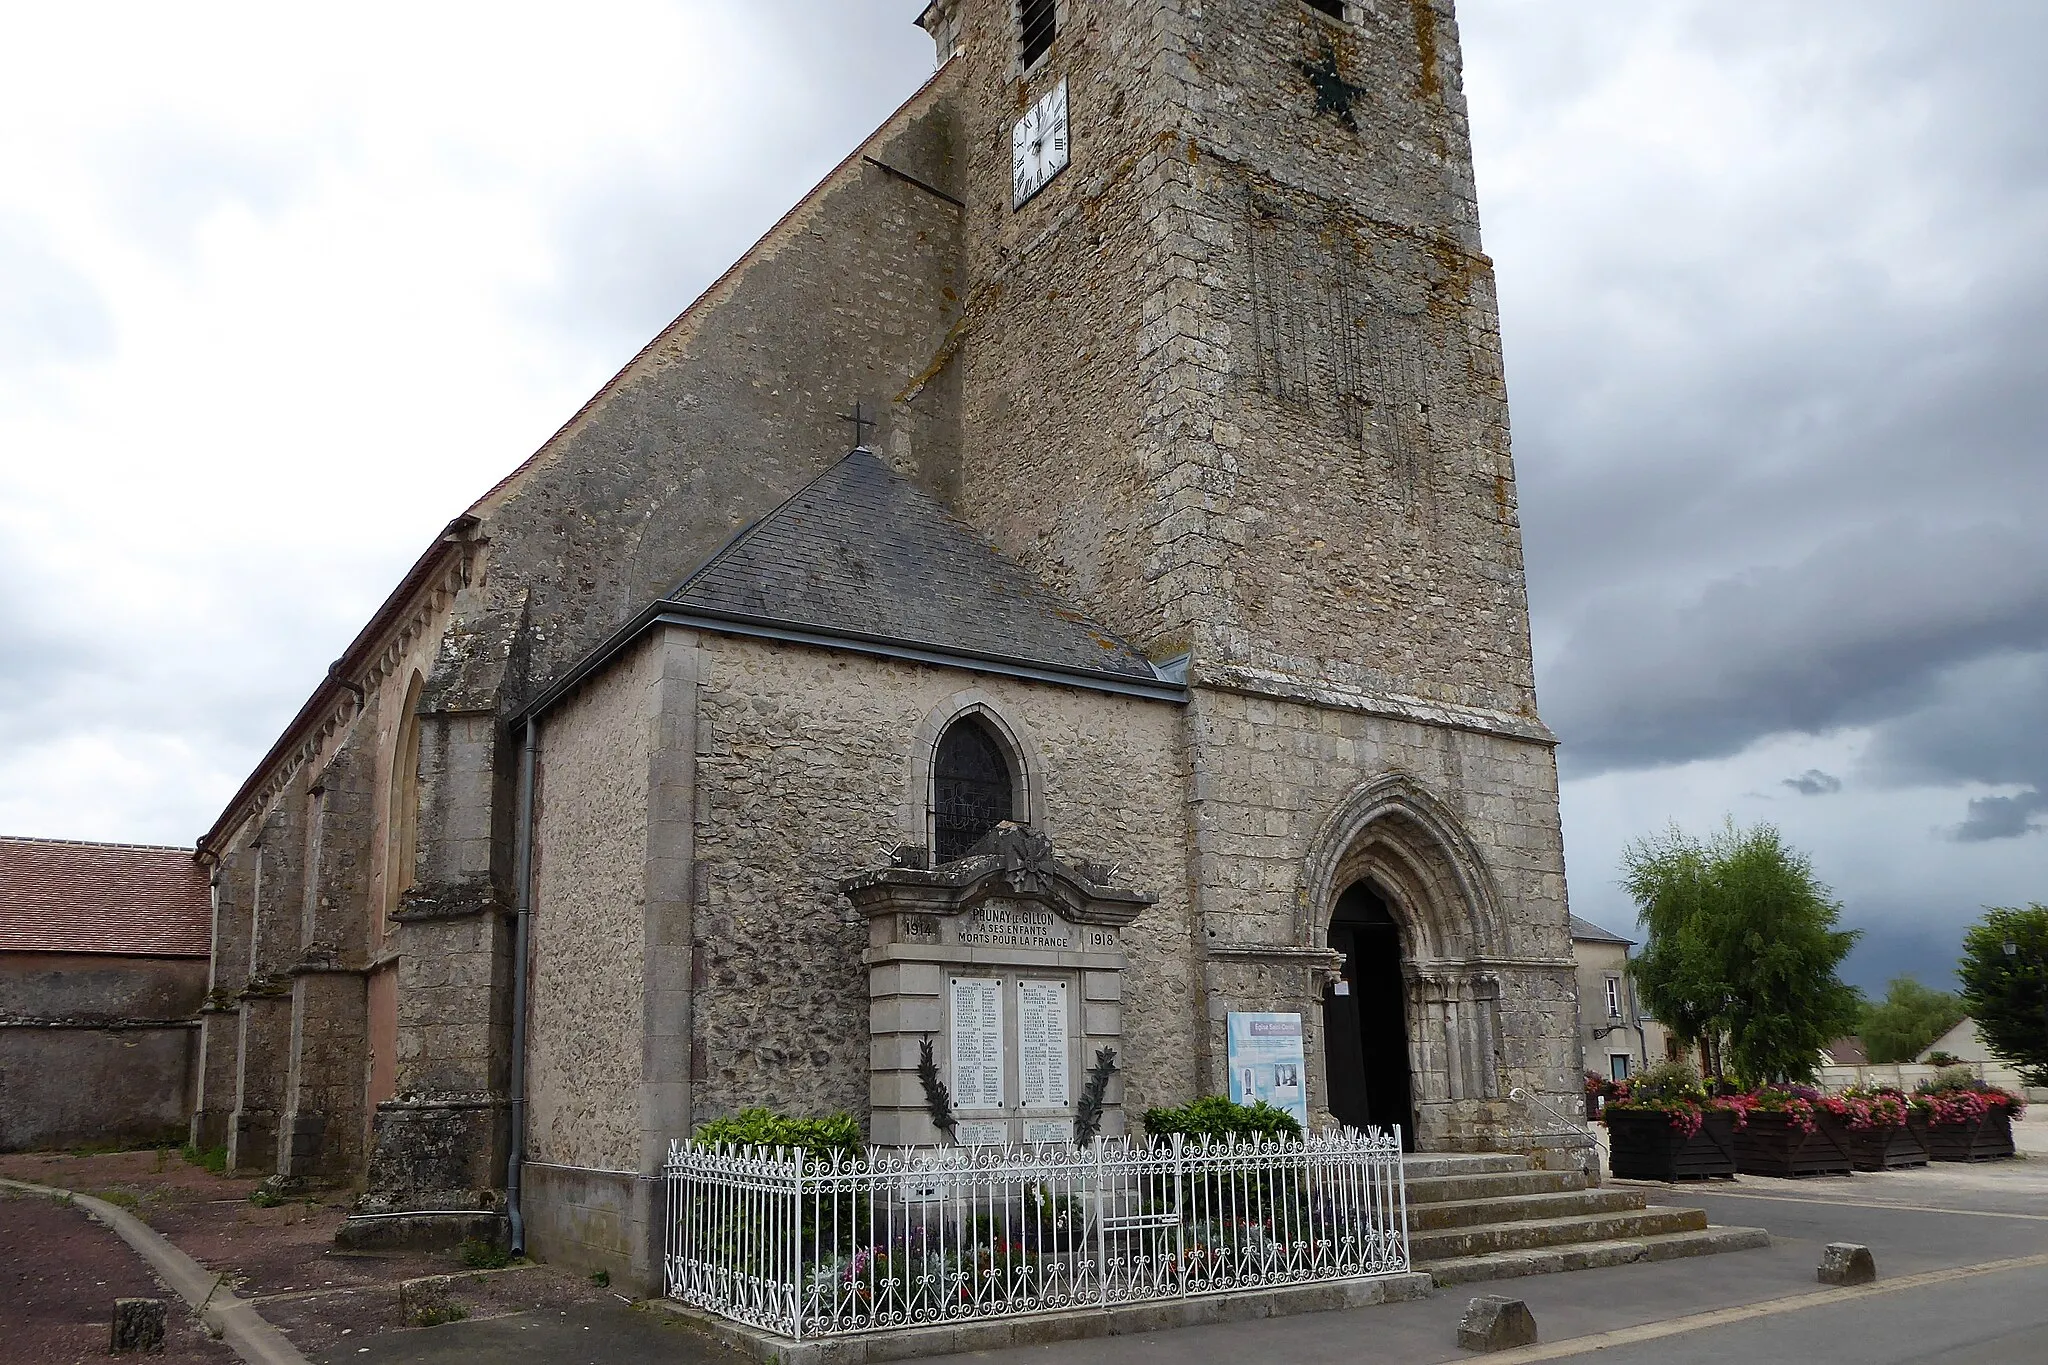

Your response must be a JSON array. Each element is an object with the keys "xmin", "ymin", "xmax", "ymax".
[
  {"xmin": 670, "ymin": 448, "xmax": 1158, "ymax": 680},
  {"xmin": 0, "ymin": 836, "xmax": 211, "ymax": 958},
  {"xmin": 1570, "ymin": 915, "xmax": 1635, "ymax": 946}
]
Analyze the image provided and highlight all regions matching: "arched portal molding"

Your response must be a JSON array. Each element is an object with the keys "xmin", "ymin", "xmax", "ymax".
[{"xmin": 1298, "ymin": 772, "xmax": 1505, "ymax": 964}]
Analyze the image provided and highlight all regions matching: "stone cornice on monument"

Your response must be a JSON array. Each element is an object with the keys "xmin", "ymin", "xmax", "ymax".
[{"xmin": 841, "ymin": 827, "xmax": 1152, "ymax": 927}]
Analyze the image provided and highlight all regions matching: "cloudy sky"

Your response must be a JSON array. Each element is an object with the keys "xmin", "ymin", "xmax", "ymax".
[{"xmin": 2, "ymin": 2, "xmax": 2040, "ymax": 991}]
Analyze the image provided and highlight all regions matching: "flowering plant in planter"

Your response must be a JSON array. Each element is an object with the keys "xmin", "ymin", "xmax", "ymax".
[
  {"xmin": 1746, "ymin": 1085, "xmax": 1827, "ymax": 1135},
  {"xmin": 1605, "ymin": 1063, "xmax": 1749, "ymax": 1136},
  {"xmin": 1833, "ymin": 1086, "xmax": 1912, "ymax": 1130},
  {"xmin": 1920, "ymin": 1085, "xmax": 2025, "ymax": 1127}
]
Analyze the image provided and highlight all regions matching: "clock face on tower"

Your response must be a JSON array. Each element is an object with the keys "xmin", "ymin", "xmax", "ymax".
[{"xmin": 1011, "ymin": 79, "xmax": 1070, "ymax": 209}]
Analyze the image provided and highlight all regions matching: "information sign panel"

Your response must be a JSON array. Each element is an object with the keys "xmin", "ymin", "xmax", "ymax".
[{"xmin": 1225, "ymin": 1011, "xmax": 1308, "ymax": 1130}]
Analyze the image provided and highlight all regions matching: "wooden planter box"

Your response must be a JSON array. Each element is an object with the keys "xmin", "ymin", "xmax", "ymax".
[
  {"xmin": 1735, "ymin": 1110, "xmax": 1854, "ymax": 1177},
  {"xmin": 1843, "ymin": 1115, "xmax": 1930, "ymax": 1171},
  {"xmin": 1928, "ymin": 1111, "xmax": 2016, "ymax": 1162},
  {"xmin": 1607, "ymin": 1108, "xmax": 1738, "ymax": 1181}
]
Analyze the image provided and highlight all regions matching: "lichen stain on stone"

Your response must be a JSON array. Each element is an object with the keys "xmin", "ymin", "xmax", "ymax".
[{"xmin": 1409, "ymin": 0, "xmax": 1442, "ymax": 101}]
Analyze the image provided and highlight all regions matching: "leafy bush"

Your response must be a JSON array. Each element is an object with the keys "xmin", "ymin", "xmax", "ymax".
[
  {"xmin": 180, "ymin": 1143, "xmax": 228, "ymax": 1175},
  {"xmin": 1138, "ymin": 1095, "xmax": 1302, "ymax": 1142},
  {"xmin": 459, "ymin": 1237, "xmax": 512, "ymax": 1270},
  {"xmin": 693, "ymin": 1108, "xmax": 863, "ymax": 1161}
]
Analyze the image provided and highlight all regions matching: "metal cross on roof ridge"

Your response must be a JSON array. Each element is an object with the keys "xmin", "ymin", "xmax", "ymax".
[{"xmin": 840, "ymin": 401, "xmax": 877, "ymax": 450}]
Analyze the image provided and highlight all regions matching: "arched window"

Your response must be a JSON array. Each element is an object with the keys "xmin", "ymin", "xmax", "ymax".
[
  {"xmin": 382, "ymin": 672, "xmax": 424, "ymax": 935},
  {"xmin": 932, "ymin": 716, "xmax": 1016, "ymax": 863}
]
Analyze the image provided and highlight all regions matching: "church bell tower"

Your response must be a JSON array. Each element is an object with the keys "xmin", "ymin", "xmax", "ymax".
[{"xmin": 922, "ymin": 0, "xmax": 1572, "ymax": 1151}]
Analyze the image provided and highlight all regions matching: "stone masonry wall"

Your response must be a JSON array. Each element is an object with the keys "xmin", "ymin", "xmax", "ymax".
[
  {"xmin": 688, "ymin": 634, "xmax": 1196, "ymax": 1130},
  {"xmin": 1187, "ymin": 683, "xmax": 1577, "ymax": 1148},
  {"xmin": 526, "ymin": 635, "xmax": 656, "ymax": 1173}
]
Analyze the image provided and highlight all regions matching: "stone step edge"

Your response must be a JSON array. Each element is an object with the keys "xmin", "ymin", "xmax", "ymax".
[
  {"xmin": 1421, "ymin": 1225, "xmax": 1772, "ymax": 1288},
  {"xmin": 1409, "ymin": 1207, "xmax": 1708, "ymax": 1259},
  {"xmin": 1404, "ymin": 1172, "xmax": 1588, "ymax": 1204},
  {"xmin": 1408, "ymin": 1188, "xmax": 1647, "ymax": 1230}
]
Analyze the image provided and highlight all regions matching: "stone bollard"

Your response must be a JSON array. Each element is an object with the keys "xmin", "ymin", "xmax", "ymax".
[
  {"xmin": 1818, "ymin": 1243, "xmax": 1876, "ymax": 1286},
  {"xmin": 1458, "ymin": 1295, "xmax": 1538, "ymax": 1351},
  {"xmin": 399, "ymin": 1274, "xmax": 455, "ymax": 1326},
  {"xmin": 111, "ymin": 1297, "xmax": 166, "ymax": 1354}
]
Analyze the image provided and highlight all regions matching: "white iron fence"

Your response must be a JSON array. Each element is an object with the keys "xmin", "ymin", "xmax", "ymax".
[{"xmin": 664, "ymin": 1129, "xmax": 1409, "ymax": 1341}]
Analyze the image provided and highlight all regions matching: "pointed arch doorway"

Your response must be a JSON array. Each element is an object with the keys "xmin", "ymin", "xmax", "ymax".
[{"xmin": 1322, "ymin": 881, "xmax": 1416, "ymax": 1150}]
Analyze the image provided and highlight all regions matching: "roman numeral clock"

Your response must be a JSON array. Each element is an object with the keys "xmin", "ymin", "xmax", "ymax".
[{"xmin": 1012, "ymin": 79, "xmax": 1069, "ymax": 208}]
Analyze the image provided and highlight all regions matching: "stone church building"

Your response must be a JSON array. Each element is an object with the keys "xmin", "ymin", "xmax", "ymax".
[{"xmin": 192, "ymin": 0, "xmax": 1579, "ymax": 1291}]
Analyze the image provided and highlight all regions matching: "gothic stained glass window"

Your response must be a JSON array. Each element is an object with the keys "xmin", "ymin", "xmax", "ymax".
[{"xmin": 934, "ymin": 718, "xmax": 1015, "ymax": 863}]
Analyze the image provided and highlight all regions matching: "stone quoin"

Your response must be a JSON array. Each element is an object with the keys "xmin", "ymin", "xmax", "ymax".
[{"xmin": 191, "ymin": 0, "xmax": 1578, "ymax": 1294}]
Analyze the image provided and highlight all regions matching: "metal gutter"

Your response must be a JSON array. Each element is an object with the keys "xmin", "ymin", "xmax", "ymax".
[{"xmin": 506, "ymin": 719, "xmax": 538, "ymax": 1255}]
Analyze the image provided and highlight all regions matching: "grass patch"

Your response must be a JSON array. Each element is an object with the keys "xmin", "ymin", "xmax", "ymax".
[
  {"xmin": 459, "ymin": 1237, "xmax": 512, "ymax": 1270},
  {"xmin": 91, "ymin": 1189, "xmax": 143, "ymax": 1211},
  {"xmin": 181, "ymin": 1143, "xmax": 228, "ymax": 1175}
]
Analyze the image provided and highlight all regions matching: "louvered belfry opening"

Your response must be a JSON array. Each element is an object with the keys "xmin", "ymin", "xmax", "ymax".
[
  {"xmin": 1019, "ymin": 0, "xmax": 1057, "ymax": 68},
  {"xmin": 933, "ymin": 717, "xmax": 1015, "ymax": 863}
]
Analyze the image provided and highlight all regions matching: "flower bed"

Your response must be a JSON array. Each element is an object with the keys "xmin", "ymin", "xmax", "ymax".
[{"xmin": 1607, "ymin": 1107, "xmax": 1738, "ymax": 1180}]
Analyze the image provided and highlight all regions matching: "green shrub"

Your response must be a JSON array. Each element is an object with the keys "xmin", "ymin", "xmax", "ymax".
[
  {"xmin": 179, "ymin": 1143, "xmax": 228, "ymax": 1175},
  {"xmin": 459, "ymin": 1237, "xmax": 512, "ymax": 1270},
  {"xmin": 248, "ymin": 1188, "xmax": 284, "ymax": 1209},
  {"xmin": 692, "ymin": 1108, "xmax": 863, "ymax": 1160},
  {"xmin": 1138, "ymin": 1095, "xmax": 1302, "ymax": 1142},
  {"xmin": 589, "ymin": 1268, "xmax": 610, "ymax": 1288}
]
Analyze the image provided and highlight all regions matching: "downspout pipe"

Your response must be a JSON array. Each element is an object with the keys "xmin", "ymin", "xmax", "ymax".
[{"xmin": 506, "ymin": 720, "xmax": 538, "ymax": 1255}]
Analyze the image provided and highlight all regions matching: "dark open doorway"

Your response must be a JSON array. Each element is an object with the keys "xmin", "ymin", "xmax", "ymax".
[{"xmin": 1321, "ymin": 881, "xmax": 1416, "ymax": 1150}]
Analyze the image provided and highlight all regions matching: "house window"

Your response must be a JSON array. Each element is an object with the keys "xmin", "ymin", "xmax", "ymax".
[
  {"xmin": 1303, "ymin": 0, "xmax": 1346, "ymax": 18},
  {"xmin": 1605, "ymin": 976, "xmax": 1623, "ymax": 1020},
  {"xmin": 1019, "ymin": 0, "xmax": 1057, "ymax": 69},
  {"xmin": 1610, "ymin": 1054, "xmax": 1632, "ymax": 1082},
  {"xmin": 933, "ymin": 716, "xmax": 1016, "ymax": 863}
]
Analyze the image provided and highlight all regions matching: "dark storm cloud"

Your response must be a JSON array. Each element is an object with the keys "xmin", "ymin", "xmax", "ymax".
[
  {"xmin": 1783, "ymin": 770, "xmax": 1842, "ymax": 797},
  {"xmin": 1541, "ymin": 524, "xmax": 2048, "ymax": 774},
  {"xmin": 1952, "ymin": 792, "xmax": 2048, "ymax": 844},
  {"xmin": 1472, "ymin": 0, "xmax": 2048, "ymax": 835}
]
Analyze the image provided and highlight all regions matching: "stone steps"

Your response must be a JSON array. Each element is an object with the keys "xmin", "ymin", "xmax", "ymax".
[
  {"xmin": 1402, "ymin": 1153, "xmax": 1530, "ymax": 1179},
  {"xmin": 1405, "ymin": 1168, "xmax": 1590, "ymax": 1206},
  {"xmin": 1422, "ymin": 1225, "xmax": 1774, "ymax": 1287},
  {"xmin": 1407, "ymin": 1187, "xmax": 1647, "ymax": 1233},
  {"xmin": 1393, "ymin": 1151, "xmax": 1769, "ymax": 1288},
  {"xmin": 1411, "ymin": 1205, "xmax": 1708, "ymax": 1263}
]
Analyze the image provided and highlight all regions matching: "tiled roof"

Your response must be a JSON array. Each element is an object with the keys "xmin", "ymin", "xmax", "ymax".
[
  {"xmin": 1822, "ymin": 1035, "xmax": 1869, "ymax": 1066},
  {"xmin": 1569, "ymin": 915, "xmax": 1635, "ymax": 946},
  {"xmin": 670, "ymin": 448, "xmax": 1158, "ymax": 680},
  {"xmin": 0, "ymin": 836, "xmax": 211, "ymax": 958}
]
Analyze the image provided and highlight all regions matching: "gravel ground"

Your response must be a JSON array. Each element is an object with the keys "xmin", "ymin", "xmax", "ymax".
[
  {"xmin": 0, "ymin": 1187, "xmax": 237, "ymax": 1365},
  {"xmin": 0, "ymin": 1149, "xmax": 622, "ymax": 1359}
]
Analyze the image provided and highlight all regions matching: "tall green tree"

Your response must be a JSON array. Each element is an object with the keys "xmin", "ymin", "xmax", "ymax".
[
  {"xmin": 1958, "ymin": 904, "xmax": 2048, "ymax": 1086},
  {"xmin": 1624, "ymin": 821, "xmax": 1862, "ymax": 1084},
  {"xmin": 1860, "ymin": 976, "xmax": 1966, "ymax": 1064}
]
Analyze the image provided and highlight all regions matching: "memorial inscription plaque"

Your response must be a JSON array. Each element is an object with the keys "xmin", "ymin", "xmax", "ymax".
[
  {"xmin": 950, "ymin": 976, "xmax": 1005, "ymax": 1110},
  {"xmin": 1018, "ymin": 979, "xmax": 1071, "ymax": 1109}
]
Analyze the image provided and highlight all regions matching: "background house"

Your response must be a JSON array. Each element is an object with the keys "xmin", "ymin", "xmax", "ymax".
[
  {"xmin": 0, "ymin": 836, "xmax": 212, "ymax": 1151},
  {"xmin": 1570, "ymin": 916, "xmax": 1670, "ymax": 1081}
]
